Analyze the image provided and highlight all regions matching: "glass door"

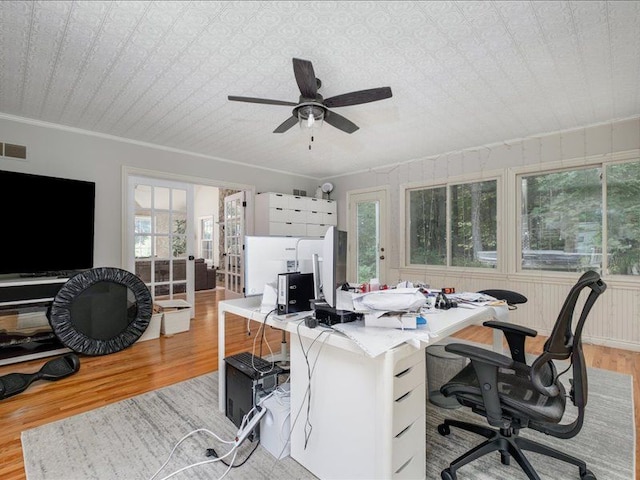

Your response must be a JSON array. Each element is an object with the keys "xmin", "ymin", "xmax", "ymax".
[
  {"xmin": 127, "ymin": 176, "xmax": 195, "ymax": 312},
  {"xmin": 223, "ymin": 191, "xmax": 245, "ymax": 298},
  {"xmin": 347, "ymin": 187, "xmax": 388, "ymax": 285}
]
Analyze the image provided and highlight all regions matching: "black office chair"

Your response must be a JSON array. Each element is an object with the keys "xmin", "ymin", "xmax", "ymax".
[
  {"xmin": 477, "ymin": 289, "xmax": 528, "ymax": 309},
  {"xmin": 438, "ymin": 271, "xmax": 606, "ymax": 480}
]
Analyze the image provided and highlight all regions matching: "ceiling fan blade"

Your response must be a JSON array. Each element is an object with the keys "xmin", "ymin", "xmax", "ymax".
[
  {"xmin": 324, "ymin": 87, "xmax": 392, "ymax": 108},
  {"xmin": 228, "ymin": 95, "xmax": 297, "ymax": 107},
  {"xmin": 293, "ymin": 58, "xmax": 317, "ymax": 99},
  {"xmin": 273, "ymin": 115, "xmax": 298, "ymax": 133},
  {"xmin": 324, "ymin": 110, "xmax": 359, "ymax": 134}
]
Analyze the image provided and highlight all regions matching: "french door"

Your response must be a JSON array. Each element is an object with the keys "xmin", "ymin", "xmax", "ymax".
[
  {"xmin": 223, "ymin": 191, "xmax": 246, "ymax": 298},
  {"xmin": 126, "ymin": 176, "xmax": 195, "ymax": 313},
  {"xmin": 347, "ymin": 187, "xmax": 389, "ymax": 285}
]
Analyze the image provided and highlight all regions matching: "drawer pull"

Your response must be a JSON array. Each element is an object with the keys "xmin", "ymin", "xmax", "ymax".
[
  {"xmin": 395, "ymin": 366, "xmax": 412, "ymax": 378},
  {"xmin": 395, "ymin": 457, "xmax": 413, "ymax": 474},
  {"xmin": 395, "ymin": 390, "xmax": 412, "ymax": 403}
]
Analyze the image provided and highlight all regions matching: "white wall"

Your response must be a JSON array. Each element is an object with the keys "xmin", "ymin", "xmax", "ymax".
[
  {"xmin": 0, "ymin": 115, "xmax": 318, "ymax": 269},
  {"xmin": 329, "ymin": 116, "xmax": 640, "ymax": 350}
]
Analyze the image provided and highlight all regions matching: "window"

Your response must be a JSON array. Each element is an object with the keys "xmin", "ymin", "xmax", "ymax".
[
  {"xmin": 406, "ymin": 179, "xmax": 497, "ymax": 268},
  {"xmin": 519, "ymin": 159, "xmax": 640, "ymax": 275},
  {"xmin": 200, "ymin": 216, "xmax": 214, "ymax": 261},
  {"xmin": 134, "ymin": 215, "xmax": 152, "ymax": 258},
  {"xmin": 520, "ymin": 167, "xmax": 602, "ymax": 272},
  {"xmin": 606, "ymin": 161, "xmax": 640, "ymax": 275}
]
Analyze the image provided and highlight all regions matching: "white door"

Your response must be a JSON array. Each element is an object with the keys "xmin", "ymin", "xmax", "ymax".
[
  {"xmin": 127, "ymin": 176, "xmax": 195, "ymax": 313},
  {"xmin": 223, "ymin": 191, "xmax": 245, "ymax": 298},
  {"xmin": 347, "ymin": 187, "xmax": 388, "ymax": 285}
]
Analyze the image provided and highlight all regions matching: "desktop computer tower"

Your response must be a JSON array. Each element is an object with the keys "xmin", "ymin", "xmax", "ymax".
[{"xmin": 224, "ymin": 352, "xmax": 283, "ymax": 440}]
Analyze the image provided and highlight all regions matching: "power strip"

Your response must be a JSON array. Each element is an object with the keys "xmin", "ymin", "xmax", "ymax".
[{"xmin": 235, "ymin": 406, "xmax": 267, "ymax": 447}]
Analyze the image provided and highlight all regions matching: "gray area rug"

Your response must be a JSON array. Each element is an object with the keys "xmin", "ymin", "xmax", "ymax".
[{"xmin": 22, "ymin": 368, "xmax": 634, "ymax": 480}]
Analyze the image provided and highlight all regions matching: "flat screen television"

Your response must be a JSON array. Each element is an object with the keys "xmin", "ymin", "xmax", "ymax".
[{"xmin": 0, "ymin": 170, "xmax": 96, "ymax": 276}]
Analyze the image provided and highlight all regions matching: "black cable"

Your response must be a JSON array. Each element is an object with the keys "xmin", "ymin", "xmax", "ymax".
[
  {"xmin": 250, "ymin": 309, "xmax": 276, "ymax": 375},
  {"xmin": 205, "ymin": 439, "xmax": 260, "ymax": 468}
]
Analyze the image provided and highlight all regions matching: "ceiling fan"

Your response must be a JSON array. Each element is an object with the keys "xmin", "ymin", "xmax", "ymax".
[{"xmin": 228, "ymin": 58, "xmax": 392, "ymax": 134}]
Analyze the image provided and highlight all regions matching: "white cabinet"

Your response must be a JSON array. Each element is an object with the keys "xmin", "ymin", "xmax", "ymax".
[
  {"xmin": 290, "ymin": 339, "xmax": 426, "ymax": 479},
  {"xmin": 254, "ymin": 192, "xmax": 337, "ymax": 237}
]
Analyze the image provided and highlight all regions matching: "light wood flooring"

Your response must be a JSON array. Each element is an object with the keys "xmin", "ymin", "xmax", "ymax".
[{"xmin": 0, "ymin": 289, "xmax": 638, "ymax": 479}]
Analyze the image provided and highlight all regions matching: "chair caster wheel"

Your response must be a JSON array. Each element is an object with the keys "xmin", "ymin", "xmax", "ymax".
[
  {"xmin": 441, "ymin": 468, "xmax": 456, "ymax": 480},
  {"xmin": 438, "ymin": 423, "xmax": 450, "ymax": 436},
  {"xmin": 581, "ymin": 470, "xmax": 596, "ymax": 480}
]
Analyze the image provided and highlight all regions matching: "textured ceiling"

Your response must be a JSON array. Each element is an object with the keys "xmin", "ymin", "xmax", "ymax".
[{"xmin": 1, "ymin": 1, "xmax": 639, "ymax": 179}]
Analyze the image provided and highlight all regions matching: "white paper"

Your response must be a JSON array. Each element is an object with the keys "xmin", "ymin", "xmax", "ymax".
[
  {"xmin": 352, "ymin": 288, "xmax": 427, "ymax": 312},
  {"xmin": 331, "ymin": 320, "xmax": 431, "ymax": 357}
]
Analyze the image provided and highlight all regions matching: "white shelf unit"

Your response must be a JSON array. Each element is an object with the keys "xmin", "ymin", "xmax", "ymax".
[
  {"xmin": 0, "ymin": 277, "xmax": 71, "ymax": 366},
  {"xmin": 254, "ymin": 192, "xmax": 337, "ymax": 237}
]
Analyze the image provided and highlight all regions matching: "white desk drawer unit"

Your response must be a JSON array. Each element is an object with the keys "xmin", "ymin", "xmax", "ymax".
[
  {"xmin": 255, "ymin": 192, "xmax": 337, "ymax": 237},
  {"xmin": 391, "ymin": 349, "xmax": 426, "ymax": 479},
  {"xmin": 290, "ymin": 336, "xmax": 426, "ymax": 479}
]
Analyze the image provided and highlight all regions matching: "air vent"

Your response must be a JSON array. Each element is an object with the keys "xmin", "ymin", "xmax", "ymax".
[{"xmin": 4, "ymin": 143, "xmax": 27, "ymax": 159}]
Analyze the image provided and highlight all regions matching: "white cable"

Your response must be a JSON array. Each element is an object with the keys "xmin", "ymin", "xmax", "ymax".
[
  {"xmin": 250, "ymin": 310, "xmax": 276, "ymax": 374},
  {"xmin": 156, "ymin": 449, "xmax": 237, "ymax": 480},
  {"xmin": 266, "ymin": 323, "xmax": 335, "ymax": 474},
  {"xmin": 149, "ymin": 428, "xmax": 236, "ymax": 480}
]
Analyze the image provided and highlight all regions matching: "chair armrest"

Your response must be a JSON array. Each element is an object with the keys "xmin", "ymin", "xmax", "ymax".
[
  {"xmin": 483, "ymin": 320, "xmax": 537, "ymax": 365},
  {"xmin": 483, "ymin": 320, "xmax": 537, "ymax": 337},
  {"xmin": 444, "ymin": 343, "xmax": 514, "ymax": 369},
  {"xmin": 444, "ymin": 343, "xmax": 513, "ymax": 428}
]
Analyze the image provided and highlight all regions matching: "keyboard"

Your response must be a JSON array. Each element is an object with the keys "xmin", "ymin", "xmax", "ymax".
[{"xmin": 224, "ymin": 351, "xmax": 283, "ymax": 380}]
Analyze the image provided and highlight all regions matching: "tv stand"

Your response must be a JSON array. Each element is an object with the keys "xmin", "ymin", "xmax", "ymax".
[{"xmin": 0, "ymin": 276, "xmax": 71, "ymax": 366}]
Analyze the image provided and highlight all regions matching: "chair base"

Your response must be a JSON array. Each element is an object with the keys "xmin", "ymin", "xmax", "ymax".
[{"xmin": 438, "ymin": 419, "xmax": 596, "ymax": 480}]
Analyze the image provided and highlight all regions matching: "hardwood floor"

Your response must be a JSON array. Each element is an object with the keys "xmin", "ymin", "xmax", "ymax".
[{"xmin": 0, "ymin": 289, "xmax": 637, "ymax": 479}]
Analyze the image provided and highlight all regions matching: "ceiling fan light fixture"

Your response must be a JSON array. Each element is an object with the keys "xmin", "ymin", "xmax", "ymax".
[{"xmin": 297, "ymin": 104, "xmax": 324, "ymax": 129}]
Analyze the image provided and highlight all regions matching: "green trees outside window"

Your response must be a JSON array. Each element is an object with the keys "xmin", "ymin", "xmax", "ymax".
[
  {"xmin": 405, "ymin": 158, "xmax": 640, "ymax": 276},
  {"xmin": 407, "ymin": 180, "xmax": 497, "ymax": 268},
  {"xmin": 607, "ymin": 161, "xmax": 640, "ymax": 275}
]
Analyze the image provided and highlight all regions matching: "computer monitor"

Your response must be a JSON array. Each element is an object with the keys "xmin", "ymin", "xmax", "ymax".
[
  {"xmin": 244, "ymin": 235, "xmax": 323, "ymax": 296},
  {"xmin": 319, "ymin": 226, "xmax": 348, "ymax": 308}
]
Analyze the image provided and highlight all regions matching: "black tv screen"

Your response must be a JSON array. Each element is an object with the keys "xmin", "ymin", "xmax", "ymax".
[{"xmin": 0, "ymin": 170, "xmax": 95, "ymax": 276}]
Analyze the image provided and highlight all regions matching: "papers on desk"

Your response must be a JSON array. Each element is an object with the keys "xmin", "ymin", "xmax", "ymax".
[
  {"xmin": 352, "ymin": 288, "xmax": 427, "ymax": 312},
  {"xmin": 331, "ymin": 320, "xmax": 431, "ymax": 357},
  {"xmin": 363, "ymin": 311, "xmax": 418, "ymax": 329}
]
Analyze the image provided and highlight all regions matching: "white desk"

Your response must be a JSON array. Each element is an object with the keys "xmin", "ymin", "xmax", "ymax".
[{"xmin": 217, "ymin": 296, "xmax": 504, "ymax": 479}]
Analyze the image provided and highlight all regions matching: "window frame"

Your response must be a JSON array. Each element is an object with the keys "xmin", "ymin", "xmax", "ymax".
[
  {"xmin": 512, "ymin": 150, "xmax": 640, "ymax": 280},
  {"xmin": 400, "ymin": 170, "xmax": 504, "ymax": 273},
  {"xmin": 199, "ymin": 215, "xmax": 214, "ymax": 262},
  {"xmin": 399, "ymin": 149, "xmax": 640, "ymax": 286}
]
